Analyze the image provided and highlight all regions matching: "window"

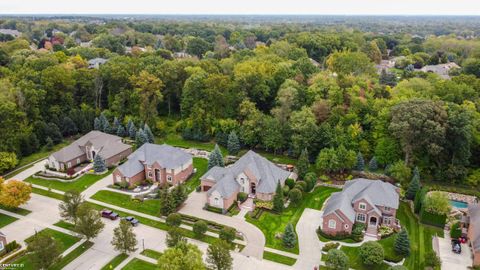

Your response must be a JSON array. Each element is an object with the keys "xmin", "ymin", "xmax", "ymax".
[
  {"xmin": 67, "ymin": 162, "xmax": 71, "ymax": 168},
  {"xmin": 76, "ymin": 158, "xmax": 80, "ymax": 164},
  {"xmin": 328, "ymin": 220, "xmax": 336, "ymax": 229},
  {"xmin": 167, "ymin": 175, "xmax": 173, "ymax": 182},
  {"xmin": 344, "ymin": 224, "xmax": 349, "ymax": 229},
  {"xmin": 384, "ymin": 206, "xmax": 391, "ymax": 211},
  {"xmin": 214, "ymin": 198, "xmax": 219, "ymax": 206},
  {"xmin": 359, "ymin": 203, "xmax": 366, "ymax": 210},
  {"xmin": 357, "ymin": 213, "xmax": 366, "ymax": 222},
  {"xmin": 384, "ymin": 217, "xmax": 391, "ymax": 225},
  {"xmin": 241, "ymin": 178, "xmax": 245, "ymax": 184},
  {"xmin": 148, "ymin": 172, "xmax": 153, "ymax": 178}
]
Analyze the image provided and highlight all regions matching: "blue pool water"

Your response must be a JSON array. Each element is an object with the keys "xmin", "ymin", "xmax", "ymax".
[{"xmin": 450, "ymin": 200, "xmax": 468, "ymax": 209}]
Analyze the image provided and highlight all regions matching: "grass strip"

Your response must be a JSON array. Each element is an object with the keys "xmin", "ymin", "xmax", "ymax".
[{"xmin": 262, "ymin": 250, "xmax": 297, "ymax": 266}]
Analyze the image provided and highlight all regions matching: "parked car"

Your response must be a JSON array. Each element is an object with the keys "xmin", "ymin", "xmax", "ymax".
[
  {"xmin": 123, "ymin": 216, "xmax": 140, "ymax": 226},
  {"xmin": 452, "ymin": 239, "xmax": 462, "ymax": 254},
  {"xmin": 101, "ymin": 209, "xmax": 119, "ymax": 220}
]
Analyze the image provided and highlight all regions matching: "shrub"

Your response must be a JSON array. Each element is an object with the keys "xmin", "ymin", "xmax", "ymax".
[
  {"xmin": 282, "ymin": 186, "xmax": 290, "ymax": 196},
  {"xmin": 288, "ymin": 188, "xmax": 303, "ymax": 205},
  {"xmin": 351, "ymin": 223, "xmax": 365, "ymax": 242},
  {"xmin": 423, "ymin": 191, "xmax": 451, "ymax": 216},
  {"xmin": 166, "ymin": 213, "xmax": 182, "ymax": 227},
  {"xmin": 379, "ymin": 225, "xmax": 394, "ymax": 238},
  {"xmin": 5, "ymin": 241, "xmax": 20, "ymax": 253},
  {"xmin": 414, "ymin": 187, "xmax": 427, "ymax": 214},
  {"xmin": 285, "ymin": 178, "xmax": 295, "ymax": 189},
  {"xmin": 322, "ymin": 242, "xmax": 340, "ymax": 252},
  {"xmin": 255, "ymin": 200, "xmax": 273, "ymax": 210},
  {"xmin": 294, "ymin": 181, "xmax": 307, "ymax": 192},
  {"xmin": 193, "ymin": 220, "xmax": 208, "ymax": 237},
  {"xmin": 450, "ymin": 222, "xmax": 462, "ymax": 239},
  {"xmin": 359, "ymin": 241, "xmax": 384, "ymax": 265},
  {"xmin": 219, "ymin": 227, "xmax": 236, "ymax": 243},
  {"xmin": 325, "ymin": 249, "xmax": 349, "ymax": 270},
  {"xmin": 304, "ymin": 172, "xmax": 317, "ymax": 192},
  {"xmin": 424, "ymin": 251, "xmax": 441, "ymax": 268},
  {"xmin": 237, "ymin": 192, "xmax": 248, "ymax": 203}
]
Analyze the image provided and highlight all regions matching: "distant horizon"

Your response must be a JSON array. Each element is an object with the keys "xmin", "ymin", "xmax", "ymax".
[{"xmin": 1, "ymin": 14, "xmax": 480, "ymax": 17}]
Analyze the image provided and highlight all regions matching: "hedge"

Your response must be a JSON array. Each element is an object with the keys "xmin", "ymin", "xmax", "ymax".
[{"xmin": 420, "ymin": 207, "xmax": 446, "ymax": 228}]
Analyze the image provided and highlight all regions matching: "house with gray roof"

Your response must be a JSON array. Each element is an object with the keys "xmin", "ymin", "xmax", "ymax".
[
  {"xmin": 88, "ymin": 58, "xmax": 108, "ymax": 69},
  {"xmin": 200, "ymin": 150, "xmax": 291, "ymax": 211},
  {"xmin": 48, "ymin": 130, "xmax": 132, "ymax": 171},
  {"xmin": 321, "ymin": 179, "xmax": 400, "ymax": 238},
  {"xmin": 113, "ymin": 143, "xmax": 193, "ymax": 187},
  {"xmin": 418, "ymin": 62, "xmax": 460, "ymax": 79},
  {"xmin": 0, "ymin": 231, "xmax": 6, "ymax": 252},
  {"xmin": 468, "ymin": 203, "xmax": 480, "ymax": 266}
]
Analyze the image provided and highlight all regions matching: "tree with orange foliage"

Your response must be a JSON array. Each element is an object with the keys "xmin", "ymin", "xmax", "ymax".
[{"xmin": 0, "ymin": 178, "xmax": 32, "ymax": 208}]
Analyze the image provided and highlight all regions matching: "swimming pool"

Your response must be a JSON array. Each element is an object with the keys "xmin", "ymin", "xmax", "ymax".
[{"xmin": 450, "ymin": 200, "xmax": 469, "ymax": 209}]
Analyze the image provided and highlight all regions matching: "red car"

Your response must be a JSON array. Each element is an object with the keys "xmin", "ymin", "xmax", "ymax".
[{"xmin": 101, "ymin": 209, "xmax": 119, "ymax": 220}]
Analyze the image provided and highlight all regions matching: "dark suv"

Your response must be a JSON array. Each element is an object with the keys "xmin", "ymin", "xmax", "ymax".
[
  {"xmin": 123, "ymin": 216, "xmax": 140, "ymax": 227},
  {"xmin": 452, "ymin": 239, "xmax": 462, "ymax": 254},
  {"xmin": 101, "ymin": 209, "xmax": 119, "ymax": 220}
]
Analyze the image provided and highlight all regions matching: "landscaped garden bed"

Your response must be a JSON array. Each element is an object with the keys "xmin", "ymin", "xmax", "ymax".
[{"xmin": 25, "ymin": 169, "xmax": 113, "ymax": 192}]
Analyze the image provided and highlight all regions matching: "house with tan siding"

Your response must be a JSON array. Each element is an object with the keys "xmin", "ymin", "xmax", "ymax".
[{"xmin": 113, "ymin": 143, "xmax": 193, "ymax": 187}]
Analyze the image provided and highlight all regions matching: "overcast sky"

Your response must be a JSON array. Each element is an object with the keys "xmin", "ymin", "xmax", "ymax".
[{"xmin": 0, "ymin": 0, "xmax": 479, "ymax": 15}]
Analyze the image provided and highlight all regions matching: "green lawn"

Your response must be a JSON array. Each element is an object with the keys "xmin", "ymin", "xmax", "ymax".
[
  {"xmin": 397, "ymin": 202, "xmax": 443, "ymax": 270},
  {"xmin": 246, "ymin": 186, "xmax": 339, "ymax": 254},
  {"xmin": 340, "ymin": 245, "xmax": 390, "ymax": 270},
  {"xmin": 91, "ymin": 190, "xmax": 161, "ymax": 216},
  {"xmin": 12, "ymin": 228, "xmax": 81, "ymax": 270},
  {"xmin": 102, "ymin": 253, "xmax": 129, "ymax": 270},
  {"xmin": 122, "ymin": 258, "xmax": 158, "ymax": 270},
  {"xmin": 0, "ymin": 213, "xmax": 18, "ymax": 228},
  {"xmin": 31, "ymin": 187, "xmax": 64, "ymax": 200},
  {"xmin": 378, "ymin": 234, "xmax": 404, "ymax": 263},
  {"xmin": 263, "ymin": 250, "xmax": 297, "ymax": 266},
  {"xmin": 54, "ymin": 220, "xmax": 76, "ymax": 231},
  {"xmin": 50, "ymin": 241, "xmax": 94, "ymax": 270},
  {"xmin": 141, "ymin": 249, "xmax": 163, "ymax": 260},
  {"xmin": 25, "ymin": 169, "xmax": 113, "ymax": 192},
  {"xmin": 0, "ymin": 205, "xmax": 32, "ymax": 215},
  {"xmin": 185, "ymin": 157, "xmax": 208, "ymax": 193}
]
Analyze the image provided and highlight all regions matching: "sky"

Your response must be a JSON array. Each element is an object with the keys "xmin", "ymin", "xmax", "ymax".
[{"xmin": 0, "ymin": 0, "xmax": 479, "ymax": 15}]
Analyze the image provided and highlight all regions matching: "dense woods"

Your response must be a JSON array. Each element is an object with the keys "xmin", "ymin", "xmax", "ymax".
[{"xmin": 1, "ymin": 16, "xmax": 480, "ymax": 190}]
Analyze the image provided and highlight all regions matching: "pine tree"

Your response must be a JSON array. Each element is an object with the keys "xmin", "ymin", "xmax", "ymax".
[
  {"xmin": 99, "ymin": 113, "xmax": 109, "ymax": 132},
  {"xmin": 126, "ymin": 119, "xmax": 133, "ymax": 131},
  {"xmin": 282, "ymin": 223, "xmax": 297, "ymax": 248},
  {"xmin": 116, "ymin": 125, "xmax": 126, "ymax": 137},
  {"xmin": 227, "ymin": 131, "xmax": 240, "ymax": 155},
  {"xmin": 128, "ymin": 122, "xmax": 136, "ymax": 139},
  {"xmin": 394, "ymin": 228, "xmax": 410, "ymax": 256},
  {"xmin": 94, "ymin": 117, "xmax": 101, "ymax": 130},
  {"xmin": 171, "ymin": 185, "xmax": 187, "ymax": 207},
  {"xmin": 208, "ymin": 144, "xmax": 224, "ymax": 170},
  {"xmin": 135, "ymin": 128, "xmax": 148, "ymax": 147},
  {"xmin": 356, "ymin": 152, "xmax": 365, "ymax": 171},
  {"xmin": 113, "ymin": 117, "xmax": 121, "ymax": 130},
  {"xmin": 144, "ymin": 123, "xmax": 154, "ymax": 143},
  {"xmin": 159, "ymin": 188, "xmax": 175, "ymax": 216},
  {"xmin": 93, "ymin": 154, "xmax": 107, "ymax": 173},
  {"xmin": 406, "ymin": 167, "xmax": 420, "ymax": 200},
  {"xmin": 272, "ymin": 182, "xmax": 284, "ymax": 213},
  {"xmin": 369, "ymin": 156, "xmax": 378, "ymax": 171},
  {"xmin": 296, "ymin": 148, "xmax": 309, "ymax": 180}
]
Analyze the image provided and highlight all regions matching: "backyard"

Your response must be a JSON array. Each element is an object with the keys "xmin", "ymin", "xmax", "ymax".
[
  {"xmin": 246, "ymin": 186, "xmax": 338, "ymax": 253},
  {"xmin": 24, "ymin": 169, "xmax": 113, "ymax": 192}
]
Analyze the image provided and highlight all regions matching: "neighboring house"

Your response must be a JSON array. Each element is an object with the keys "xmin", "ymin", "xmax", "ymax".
[
  {"xmin": 419, "ymin": 62, "xmax": 460, "ymax": 79},
  {"xmin": 0, "ymin": 232, "xmax": 6, "ymax": 252},
  {"xmin": 375, "ymin": 59, "xmax": 396, "ymax": 73},
  {"xmin": 88, "ymin": 58, "xmax": 108, "ymax": 69},
  {"xmin": 468, "ymin": 203, "xmax": 480, "ymax": 266},
  {"xmin": 321, "ymin": 179, "xmax": 400, "ymax": 237},
  {"xmin": 113, "ymin": 143, "xmax": 193, "ymax": 187},
  {"xmin": 0, "ymin": 29, "xmax": 21, "ymax": 38},
  {"xmin": 200, "ymin": 150, "xmax": 291, "ymax": 211},
  {"xmin": 48, "ymin": 131, "xmax": 132, "ymax": 171}
]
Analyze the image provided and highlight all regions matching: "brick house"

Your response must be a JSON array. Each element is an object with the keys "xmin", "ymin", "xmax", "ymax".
[
  {"xmin": 321, "ymin": 179, "xmax": 400, "ymax": 238},
  {"xmin": 113, "ymin": 143, "xmax": 193, "ymax": 187},
  {"xmin": 200, "ymin": 150, "xmax": 291, "ymax": 211},
  {"xmin": 468, "ymin": 203, "xmax": 480, "ymax": 266},
  {"xmin": 0, "ymin": 232, "xmax": 6, "ymax": 252},
  {"xmin": 48, "ymin": 131, "xmax": 132, "ymax": 171}
]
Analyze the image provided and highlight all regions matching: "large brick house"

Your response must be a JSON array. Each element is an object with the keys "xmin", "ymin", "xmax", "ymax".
[
  {"xmin": 113, "ymin": 143, "xmax": 193, "ymax": 187},
  {"xmin": 0, "ymin": 231, "xmax": 6, "ymax": 252},
  {"xmin": 322, "ymin": 179, "xmax": 400, "ymax": 237},
  {"xmin": 48, "ymin": 131, "xmax": 132, "ymax": 171},
  {"xmin": 468, "ymin": 203, "xmax": 480, "ymax": 266},
  {"xmin": 200, "ymin": 150, "xmax": 291, "ymax": 211}
]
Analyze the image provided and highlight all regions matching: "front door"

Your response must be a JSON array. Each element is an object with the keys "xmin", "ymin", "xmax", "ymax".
[
  {"xmin": 250, "ymin": 182, "xmax": 256, "ymax": 194},
  {"xmin": 369, "ymin": 216, "xmax": 377, "ymax": 226},
  {"xmin": 155, "ymin": 169, "xmax": 161, "ymax": 182}
]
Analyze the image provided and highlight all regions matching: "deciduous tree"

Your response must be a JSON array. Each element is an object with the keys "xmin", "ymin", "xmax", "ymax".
[{"xmin": 111, "ymin": 219, "xmax": 138, "ymax": 254}]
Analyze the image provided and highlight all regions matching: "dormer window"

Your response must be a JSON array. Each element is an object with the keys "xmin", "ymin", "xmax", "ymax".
[
  {"xmin": 384, "ymin": 206, "xmax": 391, "ymax": 211},
  {"xmin": 359, "ymin": 203, "xmax": 366, "ymax": 210}
]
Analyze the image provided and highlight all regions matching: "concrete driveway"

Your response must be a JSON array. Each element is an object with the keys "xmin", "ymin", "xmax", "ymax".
[
  {"xmin": 178, "ymin": 191, "xmax": 266, "ymax": 259},
  {"xmin": 438, "ymin": 234, "xmax": 472, "ymax": 270},
  {"xmin": 294, "ymin": 208, "xmax": 324, "ymax": 270}
]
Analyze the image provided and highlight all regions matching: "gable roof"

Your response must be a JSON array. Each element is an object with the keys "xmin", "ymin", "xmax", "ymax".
[
  {"xmin": 117, "ymin": 143, "xmax": 192, "ymax": 177},
  {"xmin": 469, "ymin": 204, "xmax": 480, "ymax": 252},
  {"xmin": 201, "ymin": 150, "xmax": 290, "ymax": 198},
  {"xmin": 51, "ymin": 131, "xmax": 130, "ymax": 162},
  {"xmin": 323, "ymin": 192, "xmax": 356, "ymax": 223}
]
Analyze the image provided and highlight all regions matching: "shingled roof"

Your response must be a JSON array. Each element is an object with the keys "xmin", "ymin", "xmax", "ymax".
[{"xmin": 469, "ymin": 204, "xmax": 480, "ymax": 252}]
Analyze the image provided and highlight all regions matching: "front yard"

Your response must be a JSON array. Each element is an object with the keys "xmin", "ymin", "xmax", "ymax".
[
  {"xmin": 246, "ymin": 186, "xmax": 338, "ymax": 253},
  {"xmin": 91, "ymin": 190, "xmax": 161, "ymax": 216},
  {"xmin": 0, "ymin": 213, "xmax": 17, "ymax": 228},
  {"xmin": 25, "ymin": 169, "xmax": 113, "ymax": 192},
  {"xmin": 122, "ymin": 258, "xmax": 158, "ymax": 270}
]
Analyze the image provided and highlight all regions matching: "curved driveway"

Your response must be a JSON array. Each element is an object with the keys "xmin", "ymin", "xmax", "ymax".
[{"xmin": 178, "ymin": 191, "xmax": 266, "ymax": 259}]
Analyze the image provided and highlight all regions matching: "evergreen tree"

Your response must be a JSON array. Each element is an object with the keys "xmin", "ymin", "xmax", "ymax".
[
  {"xmin": 369, "ymin": 156, "xmax": 378, "ymax": 171},
  {"xmin": 171, "ymin": 185, "xmax": 187, "ymax": 207},
  {"xmin": 406, "ymin": 167, "xmax": 421, "ymax": 200},
  {"xmin": 126, "ymin": 119, "xmax": 133, "ymax": 131},
  {"xmin": 394, "ymin": 229, "xmax": 410, "ymax": 256},
  {"xmin": 61, "ymin": 116, "xmax": 78, "ymax": 136},
  {"xmin": 135, "ymin": 128, "xmax": 148, "ymax": 147},
  {"xmin": 111, "ymin": 219, "xmax": 138, "ymax": 254},
  {"xmin": 296, "ymin": 148, "xmax": 310, "ymax": 179},
  {"xmin": 356, "ymin": 152, "xmax": 365, "ymax": 171},
  {"xmin": 113, "ymin": 117, "xmax": 121, "ymax": 130},
  {"xmin": 116, "ymin": 124, "xmax": 126, "ymax": 137},
  {"xmin": 282, "ymin": 223, "xmax": 297, "ymax": 248},
  {"xmin": 208, "ymin": 144, "xmax": 224, "ymax": 169},
  {"xmin": 128, "ymin": 122, "xmax": 137, "ymax": 139},
  {"xmin": 93, "ymin": 154, "xmax": 107, "ymax": 173},
  {"xmin": 99, "ymin": 113, "xmax": 109, "ymax": 132},
  {"xmin": 94, "ymin": 117, "xmax": 101, "ymax": 130},
  {"xmin": 144, "ymin": 123, "xmax": 155, "ymax": 143},
  {"xmin": 159, "ymin": 187, "xmax": 175, "ymax": 216},
  {"xmin": 227, "ymin": 131, "xmax": 240, "ymax": 155},
  {"xmin": 272, "ymin": 182, "xmax": 284, "ymax": 213}
]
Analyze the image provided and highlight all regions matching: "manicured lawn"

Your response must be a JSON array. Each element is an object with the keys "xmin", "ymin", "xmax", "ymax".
[
  {"xmin": 238, "ymin": 149, "xmax": 297, "ymax": 165},
  {"xmin": 378, "ymin": 234, "xmax": 404, "ymax": 263},
  {"xmin": 263, "ymin": 250, "xmax": 297, "ymax": 266},
  {"xmin": 25, "ymin": 169, "xmax": 113, "ymax": 192},
  {"xmin": 141, "ymin": 249, "xmax": 163, "ymax": 260},
  {"xmin": 0, "ymin": 205, "xmax": 32, "ymax": 215},
  {"xmin": 54, "ymin": 220, "xmax": 76, "ymax": 231},
  {"xmin": 91, "ymin": 190, "xmax": 161, "ymax": 216},
  {"xmin": 185, "ymin": 157, "xmax": 208, "ymax": 193},
  {"xmin": 31, "ymin": 187, "xmax": 64, "ymax": 200},
  {"xmin": 51, "ymin": 241, "xmax": 94, "ymax": 270},
  {"xmin": 0, "ymin": 213, "xmax": 18, "ymax": 228},
  {"xmin": 246, "ymin": 186, "xmax": 339, "ymax": 254},
  {"xmin": 340, "ymin": 245, "xmax": 390, "ymax": 270},
  {"xmin": 101, "ymin": 253, "xmax": 129, "ymax": 270},
  {"xmin": 122, "ymin": 258, "xmax": 158, "ymax": 270},
  {"xmin": 317, "ymin": 232, "xmax": 357, "ymax": 243},
  {"xmin": 397, "ymin": 202, "xmax": 443, "ymax": 270}
]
